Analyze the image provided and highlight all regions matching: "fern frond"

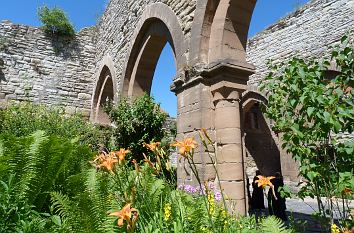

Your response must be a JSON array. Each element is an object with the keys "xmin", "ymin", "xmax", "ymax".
[
  {"xmin": 261, "ymin": 216, "xmax": 293, "ymax": 233},
  {"xmin": 13, "ymin": 131, "xmax": 48, "ymax": 203},
  {"xmin": 51, "ymin": 191, "xmax": 77, "ymax": 233}
]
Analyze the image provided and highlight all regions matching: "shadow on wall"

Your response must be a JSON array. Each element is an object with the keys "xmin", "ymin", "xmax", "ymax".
[
  {"xmin": 244, "ymin": 103, "xmax": 282, "ymax": 177},
  {"xmin": 0, "ymin": 58, "xmax": 6, "ymax": 82},
  {"xmin": 45, "ymin": 34, "xmax": 82, "ymax": 59}
]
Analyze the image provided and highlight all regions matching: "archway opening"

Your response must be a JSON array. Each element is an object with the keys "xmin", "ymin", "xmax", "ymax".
[
  {"xmin": 92, "ymin": 66, "xmax": 114, "ymax": 125},
  {"xmin": 123, "ymin": 19, "xmax": 179, "ymax": 100},
  {"xmin": 243, "ymin": 101, "xmax": 282, "ymax": 179},
  {"xmin": 151, "ymin": 43, "xmax": 177, "ymax": 117}
]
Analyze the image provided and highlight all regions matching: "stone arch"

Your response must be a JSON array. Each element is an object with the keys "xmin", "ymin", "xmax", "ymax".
[
  {"xmin": 189, "ymin": 0, "xmax": 257, "ymax": 67},
  {"xmin": 91, "ymin": 55, "xmax": 117, "ymax": 124},
  {"xmin": 120, "ymin": 3, "xmax": 187, "ymax": 98},
  {"xmin": 241, "ymin": 91, "xmax": 282, "ymax": 177},
  {"xmin": 242, "ymin": 90, "xmax": 268, "ymax": 112}
]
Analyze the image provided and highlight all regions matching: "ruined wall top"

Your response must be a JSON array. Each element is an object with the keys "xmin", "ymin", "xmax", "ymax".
[
  {"xmin": 246, "ymin": 0, "xmax": 354, "ymax": 89},
  {"xmin": 0, "ymin": 0, "xmax": 353, "ymax": 112},
  {"xmin": 0, "ymin": 20, "xmax": 97, "ymax": 116}
]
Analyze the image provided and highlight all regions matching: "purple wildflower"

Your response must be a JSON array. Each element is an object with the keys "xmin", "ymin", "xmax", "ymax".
[{"xmin": 214, "ymin": 190, "xmax": 222, "ymax": 202}]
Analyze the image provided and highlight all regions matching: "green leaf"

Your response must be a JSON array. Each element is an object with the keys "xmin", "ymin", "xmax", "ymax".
[
  {"xmin": 333, "ymin": 121, "xmax": 342, "ymax": 132},
  {"xmin": 51, "ymin": 215, "xmax": 62, "ymax": 226},
  {"xmin": 299, "ymin": 67, "xmax": 306, "ymax": 79},
  {"xmin": 323, "ymin": 111, "xmax": 331, "ymax": 123},
  {"xmin": 307, "ymin": 107, "xmax": 315, "ymax": 117},
  {"xmin": 341, "ymin": 35, "xmax": 348, "ymax": 43},
  {"xmin": 307, "ymin": 171, "xmax": 318, "ymax": 182},
  {"xmin": 345, "ymin": 147, "xmax": 353, "ymax": 155}
]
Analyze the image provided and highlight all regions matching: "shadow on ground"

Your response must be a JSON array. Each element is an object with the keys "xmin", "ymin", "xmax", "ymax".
[{"xmin": 249, "ymin": 209, "xmax": 328, "ymax": 233}]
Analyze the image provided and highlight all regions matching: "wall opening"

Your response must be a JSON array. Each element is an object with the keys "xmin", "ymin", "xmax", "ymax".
[
  {"xmin": 92, "ymin": 66, "xmax": 114, "ymax": 125},
  {"xmin": 123, "ymin": 19, "xmax": 177, "ymax": 99},
  {"xmin": 243, "ymin": 102, "xmax": 282, "ymax": 179},
  {"xmin": 151, "ymin": 43, "xmax": 177, "ymax": 117}
]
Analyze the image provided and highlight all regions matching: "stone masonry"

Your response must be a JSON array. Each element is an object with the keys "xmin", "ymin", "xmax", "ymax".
[
  {"xmin": 0, "ymin": 0, "xmax": 353, "ymax": 215},
  {"xmin": 0, "ymin": 20, "xmax": 96, "ymax": 116},
  {"xmin": 247, "ymin": 0, "xmax": 354, "ymax": 88}
]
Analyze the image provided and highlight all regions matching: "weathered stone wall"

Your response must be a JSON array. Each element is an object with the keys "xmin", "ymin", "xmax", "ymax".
[
  {"xmin": 94, "ymin": 0, "xmax": 196, "ymax": 94},
  {"xmin": 0, "ymin": 20, "xmax": 96, "ymax": 116},
  {"xmin": 246, "ymin": 0, "xmax": 354, "ymax": 89},
  {"xmin": 1, "ymin": 0, "xmax": 352, "ymax": 116}
]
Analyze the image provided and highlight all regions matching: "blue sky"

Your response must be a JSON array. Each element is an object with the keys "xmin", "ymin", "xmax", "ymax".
[{"xmin": 0, "ymin": 0, "xmax": 309, "ymax": 117}]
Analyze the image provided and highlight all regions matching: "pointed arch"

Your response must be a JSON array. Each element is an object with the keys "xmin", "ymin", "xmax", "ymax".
[
  {"xmin": 189, "ymin": 0, "xmax": 257, "ymax": 67},
  {"xmin": 91, "ymin": 55, "xmax": 117, "ymax": 124},
  {"xmin": 121, "ymin": 3, "xmax": 187, "ymax": 98},
  {"xmin": 241, "ymin": 91, "xmax": 282, "ymax": 177}
]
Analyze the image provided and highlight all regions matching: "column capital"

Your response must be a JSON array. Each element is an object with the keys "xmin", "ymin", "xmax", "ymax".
[
  {"xmin": 171, "ymin": 59, "xmax": 255, "ymax": 94},
  {"xmin": 211, "ymin": 81, "xmax": 246, "ymax": 104}
]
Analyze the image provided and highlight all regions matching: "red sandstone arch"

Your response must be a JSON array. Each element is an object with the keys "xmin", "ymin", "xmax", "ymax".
[
  {"xmin": 241, "ymin": 90, "xmax": 268, "ymax": 112},
  {"xmin": 189, "ymin": 0, "xmax": 257, "ymax": 68},
  {"xmin": 121, "ymin": 3, "xmax": 186, "ymax": 98},
  {"xmin": 91, "ymin": 56, "xmax": 117, "ymax": 124}
]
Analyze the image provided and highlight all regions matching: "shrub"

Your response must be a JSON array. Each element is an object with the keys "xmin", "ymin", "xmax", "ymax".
[
  {"xmin": 38, "ymin": 6, "xmax": 75, "ymax": 37},
  {"xmin": 0, "ymin": 102, "xmax": 109, "ymax": 149},
  {"xmin": 106, "ymin": 94, "xmax": 167, "ymax": 161}
]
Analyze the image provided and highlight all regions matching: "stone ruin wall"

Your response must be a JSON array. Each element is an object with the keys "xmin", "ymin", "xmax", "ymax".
[
  {"xmin": 0, "ymin": 0, "xmax": 353, "ymax": 118},
  {"xmin": 0, "ymin": 21, "xmax": 97, "ymax": 116},
  {"xmin": 247, "ymin": 0, "xmax": 354, "ymax": 89}
]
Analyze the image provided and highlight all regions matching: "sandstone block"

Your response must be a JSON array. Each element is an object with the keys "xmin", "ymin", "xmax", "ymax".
[
  {"xmin": 217, "ymin": 163, "xmax": 244, "ymax": 181},
  {"xmin": 219, "ymin": 181, "xmax": 245, "ymax": 200},
  {"xmin": 217, "ymin": 144, "xmax": 243, "ymax": 163},
  {"xmin": 216, "ymin": 128, "xmax": 241, "ymax": 144}
]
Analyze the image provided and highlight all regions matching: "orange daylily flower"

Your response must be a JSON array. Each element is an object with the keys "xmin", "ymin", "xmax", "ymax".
[
  {"xmin": 255, "ymin": 175, "xmax": 275, "ymax": 189},
  {"xmin": 92, "ymin": 148, "xmax": 129, "ymax": 172},
  {"xmin": 92, "ymin": 152, "xmax": 118, "ymax": 171},
  {"xmin": 144, "ymin": 141, "xmax": 161, "ymax": 152},
  {"xmin": 99, "ymin": 154, "xmax": 118, "ymax": 171},
  {"xmin": 93, "ymin": 153, "xmax": 106, "ymax": 163},
  {"xmin": 172, "ymin": 138, "xmax": 197, "ymax": 157},
  {"xmin": 109, "ymin": 203, "xmax": 139, "ymax": 228},
  {"xmin": 113, "ymin": 148, "xmax": 130, "ymax": 162}
]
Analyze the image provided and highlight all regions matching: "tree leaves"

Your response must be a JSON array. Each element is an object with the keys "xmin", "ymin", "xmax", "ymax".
[{"xmin": 261, "ymin": 34, "xmax": 354, "ymax": 225}]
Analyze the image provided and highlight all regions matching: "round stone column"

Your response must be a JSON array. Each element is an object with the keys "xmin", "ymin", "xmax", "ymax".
[{"xmin": 212, "ymin": 85, "xmax": 246, "ymax": 215}]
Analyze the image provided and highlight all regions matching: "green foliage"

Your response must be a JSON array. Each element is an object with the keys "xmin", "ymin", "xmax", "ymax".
[
  {"xmin": 260, "ymin": 216, "xmax": 294, "ymax": 233},
  {"xmin": 0, "ymin": 175, "xmax": 63, "ymax": 233},
  {"xmin": 50, "ymin": 140, "xmax": 294, "ymax": 233},
  {"xmin": 50, "ymin": 161, "xmax": 260, "ymax": 233},
  {"xmin": 0, "ymin": 102, "xmax": 109, "ymax": 149},
  {"xmin": 0, "ymin": 131, "xmax": 93, "ymax": 209},
  {"xmin": 0, "ymin": 96, "xmax": 295, "ymax": 232},
  {"xmin": 261, "ymin": 34, "xmax": 354, "ymax": 226},
  {"xmin": 38, "ymin": 6, "xmax": 75, "ymax": 37},
  {"xmin": 106, "ymin": 94, "xmax": 167, "ymax": 161}
]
